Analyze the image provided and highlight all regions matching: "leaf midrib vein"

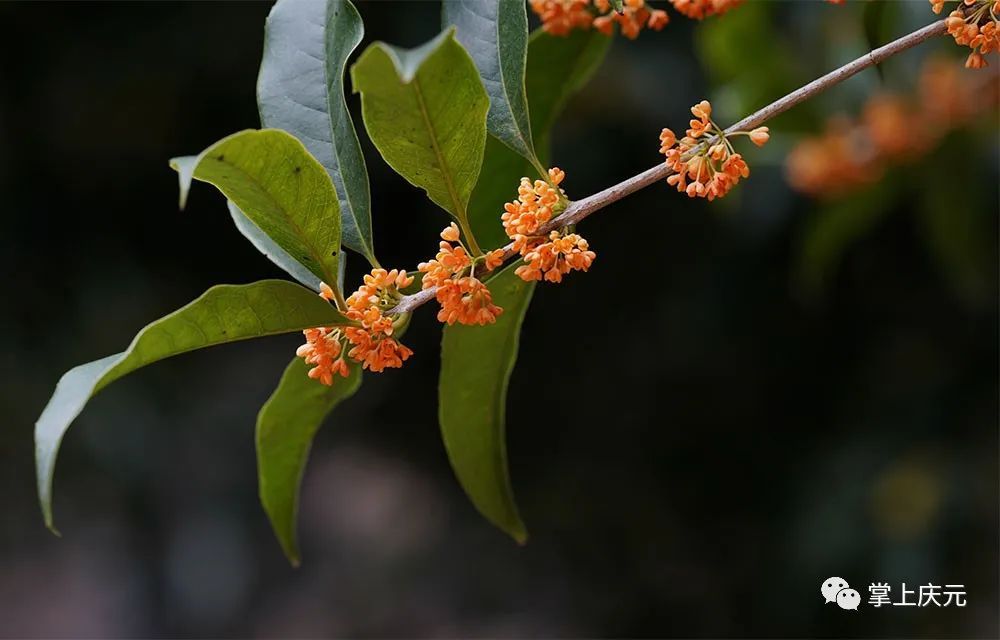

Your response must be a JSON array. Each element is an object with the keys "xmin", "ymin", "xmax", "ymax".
[
  {"xmin": 411, "ymin": 74, "xmax": 465, "ymax": 222},
  {"xmin": 220, "ymin": 159, "xmax": 336, "ymax": 286}
]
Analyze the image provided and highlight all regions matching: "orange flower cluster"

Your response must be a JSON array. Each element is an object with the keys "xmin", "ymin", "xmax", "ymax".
[
  {"xmin": 502, "ymin": 168, "xmax": 597, "ymax": 283},
  {"xmin": 594, "ymin": 0, "xmax": 669, "ymax": 38},
  {"xmin": 668, "ymin": 0, "xmax": 742, "ymax": 20},
  {"xmin": 418, "ymin": 223, "xmax": 504, "ymax": 326},
  {"xmin": 658, "ymin": 100, "xmax": 769, "ymax": 200},
  {"xmin": 296, "ymin": 270, "xmax": 415, "ymax": 385},
  {"xmin": 529, "ymin": 0, "xmax": 669, "ymax": 39},
  {"xmin": 296, "ymin": 327, "xmax": 349, "ymax": 385},
  {"xmin": 785, "ymin": 57, "xmax": 997, "ymax": 197},
  {"xmin": 933, "ymin": 0, "xmax": 999, "ymax": 68},
  {"xmin": 516, "ymin": 231, "xmax": 596, "ymax": 283},
  {"xmin": 529, "ymin": 0, "xmax": 593, "ymax": 35}
]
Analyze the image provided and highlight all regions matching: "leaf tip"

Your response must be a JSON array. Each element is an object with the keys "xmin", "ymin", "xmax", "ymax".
[{"xmin": 43, "ymin": 514, "xmax": 62, "ymax": 537}]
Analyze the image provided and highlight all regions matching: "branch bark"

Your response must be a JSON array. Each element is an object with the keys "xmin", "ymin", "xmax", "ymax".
[{"xmin": 390, "ymin": 19, "xmax": 948, "ymax": 316}]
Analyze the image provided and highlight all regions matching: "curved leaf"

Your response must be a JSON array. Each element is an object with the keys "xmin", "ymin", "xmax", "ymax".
[
  {"xmin": 440, "ymin": 264, "xmax": 534, "ymax": 543},
  {"xmin": 443, "ymin": 0, "xmax": 540, "ymax": 169},
  {"xmin": 228, "ymin": 201, "xmax": 323, "ymax": 291},
  {"xmin": 468, "ymin": 28, "xmax": 611, "ymax": 249},
  {"xmin": 170, "ymin": 129, "xmax": 342, "ymax": 291},
  {"xmin": 350, "ymin": 30, "xmax": 488, "ymax": 231},
  {"xmin": 35, "ymin": 280, "xmax": 351, "ymax": 532},
  {"xmin": 257, "ymin": 0, "xmax": 376, "ymax": 265},
  {"xmin": 257, "ymin": 358, "xmax": 362, "ymax": 566}
]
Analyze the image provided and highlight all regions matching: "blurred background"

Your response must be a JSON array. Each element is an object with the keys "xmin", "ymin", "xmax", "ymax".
[{"xmin": 0, "ymin": 1, "xmax": 996, "ymax": 637}]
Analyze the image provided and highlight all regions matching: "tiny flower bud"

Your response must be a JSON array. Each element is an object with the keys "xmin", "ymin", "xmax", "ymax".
[
  {"xmin": 749, "ymin": 126, "xmax": 770, "ymax": 147},
  {"xmin": 440, "ymin": 222, "xmax": 461, "ymax": 242}
]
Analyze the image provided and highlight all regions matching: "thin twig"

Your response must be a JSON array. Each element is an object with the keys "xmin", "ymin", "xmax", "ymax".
[{"xmin": 390, "ymin": 19, "xmax": 947, "ymax": 316}]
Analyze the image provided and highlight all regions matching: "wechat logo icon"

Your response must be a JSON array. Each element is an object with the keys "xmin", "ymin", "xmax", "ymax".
[{"xmin": 822, "ymin": 577, "xmax": 860, "ymax": 611}]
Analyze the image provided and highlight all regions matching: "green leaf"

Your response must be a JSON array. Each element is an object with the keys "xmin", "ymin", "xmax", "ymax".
[
  {"xmin": 439, "ymin": 264, "xmax": 535, "ymax": 543},
  {"xmin": 468, "ymin": 137, "xmax": 536, "ymax": 249},
  {"xmin": 228, "ymin": 201, "xmax": 322, "ymax": 292},
  {"xmin": 468, "ymin": 28, "xmax": 611, "ymax": 249},
  {"xmin": 438, "ymin": 28, "xmax": 609, "ymax": 541},
  {"xmin": 608, "ymin": 0, "xmax": 624, "ymax": 14},
  {"xmin": 443, "ymin": 0, "xmax": 541, "ymax": 170},
  {"xmin": 35, "ymin": 280, "xmax": 352, "ymax": 532},
  {"xmin": 170, "ymin": 129, "xmax": 342, "ymax": 290},
  {"xmin": 350, "ymin": 29, "xmax": 489, "ymax": 232},
  {"xmin": 257, "ymin": 358, "xmax": 362, "ymax": 566},
  {"xmin": 257, "ymin": 0, "xmax": 377, "ymax": 265}
]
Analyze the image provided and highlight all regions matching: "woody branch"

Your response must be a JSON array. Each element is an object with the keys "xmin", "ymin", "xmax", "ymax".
[{"xmin": 390, "ymin": 19, "xmax": 949, "ymax": 316}]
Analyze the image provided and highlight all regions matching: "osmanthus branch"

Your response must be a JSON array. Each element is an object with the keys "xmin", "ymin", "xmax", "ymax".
[{"xmin": 390, "ymin": 19, "xmax": 948, "ymax": 316}]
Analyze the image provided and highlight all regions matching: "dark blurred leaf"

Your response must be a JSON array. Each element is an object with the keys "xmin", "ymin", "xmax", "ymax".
[
  {"xmin": 862, "ymin": 0, "xmax": 896, "ymax": 82},
  {"xmin": 350, "ymin": 30, "xmax": 488, "ymax": 245},
  {"xmin": 257, "ymin": 0, "xmax": 376, "ymax": 265},
  {"xmin": 696, "ymin": 2, "xmax": 803, "ymax": 122},
  {"xmin": 257, "ymin": 358, "xmax": 362, "ymax": 566},
  {"xmin": 795, "ymin": 181, "xmax": 897, "ymax": 299},
  {"xmin": 439, "ymin": 264, "xmax": 534, "ymax": 543},
  {"xmin": 444, "ymin": 0, "xmax": 541, "ymax": 170},
  {"xmin": 915, "ymin": 167, "xmax": 992, "ymax": 305},
  {"xmin": 525, "ymin": 29, "xmax": 611, "ymax": 154},
  {"xmin": 170, "ymin": 129, "xmax": 343, "ymax": 291},
  {"xmin": 228, "ymin": 201, "xmax": 323, "ymax": 291},
  {"xmin": 35, "ymin": 280, "xmax": 352, "ymax": 532}
]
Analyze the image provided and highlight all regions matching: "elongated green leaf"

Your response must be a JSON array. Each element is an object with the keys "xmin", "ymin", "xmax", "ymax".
[
  {"xmin": 468, "ymin": 29, "xmax": 611, "ymax": 248},
  {"xmin": 440, "ymin": 264, "xmax": 534, "ymax": 543},
  {"xmin": 257, "ymin": 0, "xmax": 376, "ymax": 265},
  {"xmin": 439, "ymin": 28, "xmax": 610, "ymax": 542},
  {"xmin": 350, "ymin": 29, "xmax": 488, "ymax": 226},
  {"xmin": 35, "ymin": 280, "xmax": 351, "ymax": 532},
  {"xmin": 443, "ymin": 0, "xmax": 539, "ymax": 168},
  {"xmin": 170, "ymin": 129, "xmax": 342, "ymax": 290},
  {"xmin": 228, "ymin": 201, "xmax": 323, "ymax": 292},
  {"xmin": 257, "ymin": 358, "xmax": 362, "ymax": 566}
]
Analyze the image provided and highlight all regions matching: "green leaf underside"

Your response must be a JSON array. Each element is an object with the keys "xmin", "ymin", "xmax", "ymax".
[
  {"xmin": 257, "ymin": 0, "xmax": 376, "ymax": 264},
  {"xmin": 35, "ymin": 280, "xmax": 352, "ymax": 531},
  {"xmin": 469, "ymin": 28, "xmax": 611, "ymax": 249},
  {"xmin": 228, "ymin": 201, "xmax": 323, "ymax": 291},
  {"xmin": 257, "ymin": 358, "xmax": 362, "ymax": 566},
  {"xmin": 443, "ymin": 0, "xmax": 538, "ymax": 167},
  {"xmin": 170, "ymin": 129, "xmax": 342, "ymax": 289},
  {"xmin": 350, "ymin": 29, "xmax": 488, "ymax": 225},
  {"xmin": 439, "ymin": 264, "xmax": 535, "ymax": 543}
]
